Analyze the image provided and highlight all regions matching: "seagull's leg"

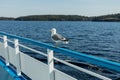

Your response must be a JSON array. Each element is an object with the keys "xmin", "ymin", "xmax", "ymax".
[
  {"xmin": 54, "ymin": 42, "xmax": 57, "ymax": 47},
  {"xmin": 55, "ymin": 42, "xmax": 58, "ymax": 47}
]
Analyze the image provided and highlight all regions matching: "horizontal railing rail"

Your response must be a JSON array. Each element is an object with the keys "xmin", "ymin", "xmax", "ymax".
[
  {"xmin": 0, "ymin": 31, "xmax": 120, "ymax": 73},
  {"xmin": 0, "ymin": 34, "xmax": 112, "ymax": 80},
  {"xmin": 4, "ymin": 37, "xmax": 112, "ymax": 80},
  {"xmin": 17, "ymin": 40, "xmax": 112, "ymax": 80}
]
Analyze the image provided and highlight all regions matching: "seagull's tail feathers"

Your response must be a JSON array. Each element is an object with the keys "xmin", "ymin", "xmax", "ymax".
[{"xmin": 62, "ymin": 38, "xmax": 69, "ymax": 44}]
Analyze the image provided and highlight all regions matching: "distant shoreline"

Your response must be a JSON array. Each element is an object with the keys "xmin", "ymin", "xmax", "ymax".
[{"xmin": 0, "ymin": 13, "xmax": 120, "ymax": 22}]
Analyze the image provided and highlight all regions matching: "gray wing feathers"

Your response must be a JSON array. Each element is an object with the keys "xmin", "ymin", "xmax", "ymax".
[{"xmin": 52, "ymin": 33, "xmax": 65, "ymax": 41}]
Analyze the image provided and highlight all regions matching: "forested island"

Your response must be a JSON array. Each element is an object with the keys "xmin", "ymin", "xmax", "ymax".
[
  {"xmin": 1, "ymin": 13, "xmax": 120, "ymax": 21},
  {"xmin": 0, "ymin": 17, "xmax": 14, "ymax": 20},
  {"xmin": 91, "ymin": 13, "xmax": 120, "ymax": 21},
  {"xmin": 15, "ymin": 15, "xmax": 89, "ymax": 21}
]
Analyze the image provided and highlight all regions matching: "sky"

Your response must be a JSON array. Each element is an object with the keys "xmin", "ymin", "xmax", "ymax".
[{"xmin": 0, "ymin": 0, "xmax": 120, "ymax": 17}]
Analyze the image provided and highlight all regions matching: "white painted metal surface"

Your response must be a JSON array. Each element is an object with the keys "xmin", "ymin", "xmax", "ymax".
[
  {"xmin": 55, "ymin": 69, "xmax": 77, "ymax": 80},
  {"xmin": 14, "ymin": 39, "xmax": 21, "ymax": 75},
  {"xmin": 8, "ymin": 46, "xmax": 17, "ymax": 68},
  {"xmin": 3, "ymin": 36, "xmax": 9, "ymax": 66},
  {"xmin": 20, "ymin": 52, "xmax": 50, "ymax": 80},
  {"xmin": 0, "ymin": 42, "xmax": 6, "ymax": 59},
  {"xmin": 47, "ymin": 49, "xmax": 55, "ymax": 80}
]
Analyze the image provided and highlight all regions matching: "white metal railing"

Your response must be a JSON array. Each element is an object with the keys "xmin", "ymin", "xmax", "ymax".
[
  {"xmin": 0, "ymin": 35, "xmax": 113, "ymax": 80},
  {"xmin": 1, "ymin": 31, "xmax": 120, "ymax": 72}
]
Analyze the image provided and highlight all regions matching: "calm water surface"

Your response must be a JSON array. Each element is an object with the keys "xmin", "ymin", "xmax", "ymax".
[
  {"xmin": 0, "ymin": 21, "xmax": 120, "ymax": 62},
  {"xmin": 0, "ymin": 21, "xmax": 120, "ymax": 79}
]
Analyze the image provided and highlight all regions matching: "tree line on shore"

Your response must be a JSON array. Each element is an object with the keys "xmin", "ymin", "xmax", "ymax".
[
  {"xmin": 0, "ymin": 17, "xmax": 14, "ymax": 20},
  {"xmin": 0, "ymin": 13, "xmax": 120, "ymax": 21}
]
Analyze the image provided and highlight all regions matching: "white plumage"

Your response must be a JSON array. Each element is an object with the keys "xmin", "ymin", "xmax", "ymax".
[{"xmin": 50, "ymin": 28, "xmax": 69, "ymax": 46}]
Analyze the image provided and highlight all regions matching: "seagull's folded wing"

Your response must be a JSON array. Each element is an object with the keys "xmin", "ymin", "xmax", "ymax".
[{"xmin": 52, "ymin": 33, "xmax": 65, "ymax": 41}]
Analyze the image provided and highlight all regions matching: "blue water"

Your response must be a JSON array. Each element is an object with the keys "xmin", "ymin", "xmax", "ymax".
[
  {"xmin": 0, "ymin": 21, "xmax": 120, "ymax": 62},
  {"xmin": 0, "ymin": 21, "xmax": 120, "ymax": 79}
]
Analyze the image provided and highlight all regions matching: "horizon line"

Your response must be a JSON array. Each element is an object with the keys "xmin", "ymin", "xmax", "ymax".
[{"xmin": 0, "ymin": 13, "xmax": 120, "ymax": 18}]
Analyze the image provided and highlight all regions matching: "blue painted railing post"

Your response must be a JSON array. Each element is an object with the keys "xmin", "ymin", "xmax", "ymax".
[
  {"xmin": 47, "ymin": 49, "xmax": 55, "ymax": 80},
  {"xmin": 3, "ymin": 36, "xmax": 9, "ymax": 66},
  {"xmin": 14, "ymin": 39, "xmax": 21, "ymax": 76}
]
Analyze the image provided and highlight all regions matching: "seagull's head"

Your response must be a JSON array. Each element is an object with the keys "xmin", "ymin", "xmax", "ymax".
[{"xmin": 50, "ymin": 28, "xmax": 56, "ymax": 34}]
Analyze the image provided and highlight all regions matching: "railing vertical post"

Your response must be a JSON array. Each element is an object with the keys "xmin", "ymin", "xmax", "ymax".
[
  {"xmin": 47, "ymin": 49, "xmax": 55, "ymax": 80},
  {"xmin": 3, "ymin": 36, "xmax": 9, "ymax": 66},
  {"xmin": 14, "ymin": 39, "xmax": 21, "ymax": 76}
]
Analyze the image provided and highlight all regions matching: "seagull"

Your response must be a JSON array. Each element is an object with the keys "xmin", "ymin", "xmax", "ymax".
[{"xmin": 50, "ymin": 28, "xmax": 69, "ymax": 46}]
